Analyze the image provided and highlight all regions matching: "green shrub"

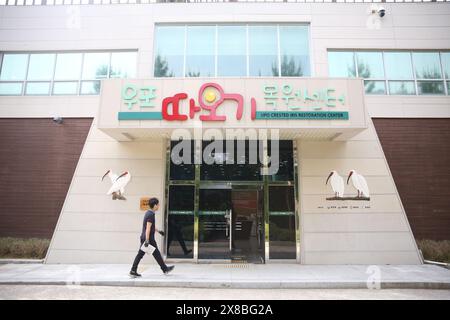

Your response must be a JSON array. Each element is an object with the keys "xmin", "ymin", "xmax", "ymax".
[
  {"xmin": 0, "ymin": 237, "xmax": 50, "ymax": 259},
  {"xmin": 416, "ymin": 239, "xmax": 450, "ymax": 263}
]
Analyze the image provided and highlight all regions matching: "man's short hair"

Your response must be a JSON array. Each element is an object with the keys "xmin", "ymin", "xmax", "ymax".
[{"xmin": 149, "ymin": 197, "xmax": 159, "ymax": 209}]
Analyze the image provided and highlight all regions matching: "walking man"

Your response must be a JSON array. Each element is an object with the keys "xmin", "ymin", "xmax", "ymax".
[{"xmin": 130, "ymin": 197, "xmax": 174, "ymax": 277}]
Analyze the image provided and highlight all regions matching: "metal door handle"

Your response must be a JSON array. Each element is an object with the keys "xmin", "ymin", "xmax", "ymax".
[
  {"xmin": 229, "ymin": 208, "xmax": 233, "ymax": 250},
  {"xmin": 225, "ymin": 210, "xmax": 229, "ymax": 238}
]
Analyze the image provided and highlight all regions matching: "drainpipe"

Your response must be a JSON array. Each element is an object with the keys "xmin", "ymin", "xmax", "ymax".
[
  {"xmin": 419, "ymin": 249, "xmax": 450, "ymax": 269},
  {"xmin": 423, "ymin": 260, "xmax": 450, "ymax": 269}
]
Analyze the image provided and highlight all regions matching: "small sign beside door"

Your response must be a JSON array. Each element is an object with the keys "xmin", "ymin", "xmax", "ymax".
[{"xmin": 140, "ymin": 197, "xmax": 150, "ymax": 211}]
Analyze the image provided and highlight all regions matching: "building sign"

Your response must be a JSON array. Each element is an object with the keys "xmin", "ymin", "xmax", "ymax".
[
  {"xmin": 261, "ymin": 84, "xmax": 345, "ymax": 110},
  {"xmin": 122, "ymin": 84, "xmax": 157, "ymax": 109},
  {"xmin": 255, "ymin": 111, "xmax": 349, "ymax": 120},
  {"xmin": 118, "ymin": 82, "xmax": 349, "ymax": 121}
]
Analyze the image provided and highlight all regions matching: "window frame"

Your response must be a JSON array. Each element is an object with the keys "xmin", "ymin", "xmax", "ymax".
[
  {"xmin": 24, "ymin": 81, "xmax": 52, "ymax": 96},
  {"xmin": 0, "ymin": 49, "xmax": 137, "ymax": 96},
  {"xmin": 384, "ymin": 51, "xmax": 416, "ymax": 95},
  {"xmin": 153, "ymin": 23, "xmax": 312, "ymax": 79},
  {"xmin": 354, "ymin": 51, "xmax": 386, "ymax": 95},
  {"xmin": 439, "ymin": 52, "xmax": 449, "ymax": 96},
  {"xmin": 327, "ymin": 49, "xmax": 449, "ymax": 96}
]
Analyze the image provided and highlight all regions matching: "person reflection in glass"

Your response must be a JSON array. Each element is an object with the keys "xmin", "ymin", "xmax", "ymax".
[
  {"xmin": 230, "ymin": 200, "xmax": 236, "ymax": 250},
  {"xmin": 167, "ymin": 216, "xmax": 192, "ymax": 256}
]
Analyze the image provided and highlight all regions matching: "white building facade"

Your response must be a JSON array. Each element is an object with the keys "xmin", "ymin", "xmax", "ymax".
[{"xmin": 1, "ymin": 1, "xmax": 449, "ymax": 265}]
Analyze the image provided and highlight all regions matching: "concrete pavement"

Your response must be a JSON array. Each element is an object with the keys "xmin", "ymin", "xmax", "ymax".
[
  {"xmin": 2, "ymin": 285, "xmax": 450, "ymax": 300},
  {"xmin": 0, "ymin": 263, "xmax": 449, "ymax": 289}
]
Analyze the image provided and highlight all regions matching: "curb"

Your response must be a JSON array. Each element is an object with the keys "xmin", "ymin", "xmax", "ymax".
[
  {"xmin": 0, "ymin": 280, "xmax": 449, "ymax": 290},
  {"xmin": 0, "ymin": 259, "xmax": 44, "ymax": 265}
]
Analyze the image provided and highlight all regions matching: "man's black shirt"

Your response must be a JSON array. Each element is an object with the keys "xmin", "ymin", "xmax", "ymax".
[{"xmin": 140, "ymin": 210, "xmax": 156, "ymax": 241}]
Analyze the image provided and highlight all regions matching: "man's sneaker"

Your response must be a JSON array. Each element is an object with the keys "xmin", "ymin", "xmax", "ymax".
[
  {"xmin": 164, "ymin": 265, "xmax": 175, "ymax": 275},
  {"xmin": 129, "ymin": 270, "xmax": 142, "ymax": 278}
]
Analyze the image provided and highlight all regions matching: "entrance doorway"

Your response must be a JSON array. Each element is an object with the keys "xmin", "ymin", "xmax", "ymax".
[
  {"xmin": 198, "ymin": 184, "xmax": 264, "ymax": 263},
  {"xmin": 165, "ymin": 139, "xmax": 299, "ymax": 263},
  {"xmin": 231, "ymin": 187, "xmax": 265, "ymax": 263}
]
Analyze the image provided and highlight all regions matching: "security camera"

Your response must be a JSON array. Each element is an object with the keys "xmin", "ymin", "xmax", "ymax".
[
  {"xmin": 53, "ymin": 116, "xmax": 63, "ymax": 124},
  {"xmin": 378, "ymin": 6, "xmax": 386, "ymax": 18}
]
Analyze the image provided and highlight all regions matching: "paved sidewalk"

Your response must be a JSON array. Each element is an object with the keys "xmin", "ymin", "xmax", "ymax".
[
  {"xmin": 0, "ymin": 263, "xmax": 449, "ymax": 289},
  {"xmin": 2, "ymin": 286, "xmax": 450, "ymax": 300}
]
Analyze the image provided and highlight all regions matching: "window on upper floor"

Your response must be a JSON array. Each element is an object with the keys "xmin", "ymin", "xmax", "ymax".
[
  {"xmin": 328, "ymin": 50, "xmax": 450, "ymax": 96},
  {"xmin": 153, "ymin": 24, "xmax": 311, "ymax": 78},
  {"xmin": 0, "ymin": 50, "xmax": 137, "ymax": 96},
  {"xmin": 442, "ymin": 52, "xmax": 450, "ymax": 94}
]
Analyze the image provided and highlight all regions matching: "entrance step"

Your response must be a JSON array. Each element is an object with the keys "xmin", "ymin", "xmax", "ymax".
[
  {"xmin": 225, "ymin": 263, "xmax": 250, "ymax": 269},
  {"xmin": 230, "ymin": 256, "xmax": 250, "ymax": 267}
]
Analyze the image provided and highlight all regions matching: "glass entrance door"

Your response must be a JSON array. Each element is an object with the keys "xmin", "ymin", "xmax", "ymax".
[
  {"xmin": 197, "ymin": 183, "xmax": 265, "ymax": 262},
  {"xmin": 231, "ymin": 187, "xmax": 264, "ymax": 263},
  {"xmin": 198, "ymin": 185, "xmax": 231, "ymax": 260},
  {"xmin": 166, "ymin": 139, "xmax": 298, "ymax": 263}
]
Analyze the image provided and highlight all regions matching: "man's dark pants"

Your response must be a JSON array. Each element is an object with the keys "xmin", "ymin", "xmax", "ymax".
[{"xmin": 131, "ymin": 238, "xmax": 167, "ymax": 273}]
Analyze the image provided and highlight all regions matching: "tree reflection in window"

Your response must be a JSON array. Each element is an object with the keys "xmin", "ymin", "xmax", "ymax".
[
  {"xmin": 154, "ymin": 54, "xmax": 174, "ymax": 77},
  {"xmin": 272, "ymin": 55, "xmax": 304, "ymax": 77}
]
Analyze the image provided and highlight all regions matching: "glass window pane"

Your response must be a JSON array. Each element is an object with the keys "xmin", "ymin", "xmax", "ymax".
[
  {"xmin": 388, "ymin": 81, "xmax": 415, "ymax": 95},
  {"xmin": 82, "ymin": 52, "xmax": 110, "ymax": 79},
  {"xmin": 54, "ymin": 53, "xmax": 82, "ymax": 80},
  {"xmin": 249, "ymin": 25, "xmax": 278, "ymax": 77},
  {"xmin": 384, "ymin": 52, "xmax": 413, "ymax": 80},
  {"xmin": 110, "ymin": 51, "xmax": 137, "ymax": 78},
  {"xmin": 441, "ymin": 52, "xmax": 450, "ymax": 79},
  {"xmin": 53, "ymin": 81, "xmax": 78, "ymax": 95},
  {"xmin": 269, "ymin": 186, "xmax": 296, "ymax": 259},
  {"xmin": 217, "ymin": 26, "xmax": 246, "ymax": 77},
  {"xmin": 154, "ymin": 25, "xmax": 185, "ymax": 77},
  {"xmin": 80, "ymin": 81, "xmax": 101, "ymax": 95},
  {"xmin": 170, "ymin": 140, "xmax": 195, "ymax": 181},
  {"xmin": 201, "ymin": 140, "xmax": 228, "ymax": 181},
  {"xmin": 355, "ymin": 52, "xmax": 384, "ymax": 79},
  {"xmin": 364, "ymin": 80, "xmax": 386, "ymax": 94},
  {"xmin": 0, "ymin": 54, "xmax": 28, "ymax": 80},
  {"xmin": 185, "ymin": 26, "xmax": 215, "ymax": 77},
  {"xmin": 27, "ymin": 54, "xmax": 55, "ymax": 80},
  {"xmin": 413, "ymin": 52, "xmax": 442, "ymax": 79},
  {"xmin": 447, "ymin": 81, "xmax": 450, "ymax": 93},
  {"xmin": 201, "ymin": 140, "xmax": 262, "ymax": 182},
  {"xmin": 232, "ymin": 140, "xmax": 262, "ymax": 181},
  {"xmin": 0, "ymin": 82, "xmax": 23, "ymax": 95},
  {"xmin": 279, "ymin": 25, "xmax": 310, "ymax": 77},
  {"xmin": 25, "ymin": 82, "xmax": 50, "ymax": 95},
  {"xmin": 268, "ymin": 140, "xmax": 293, "ymax": 181},
  {"xmin": 328, "ymin": 52, "xmax": 356, "ymax": 77},
  {"xmin": 417, "ymin": 81, "xmax": 445, "ymax": 95}
]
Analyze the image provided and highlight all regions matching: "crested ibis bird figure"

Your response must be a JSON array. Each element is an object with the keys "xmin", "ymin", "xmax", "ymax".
[
  {"xmin": 326, "ymin": 170, "xmax": 345, "ymax": 198},
  {"xmin": 346, "ymin": 170, "xmax": 370, "ymax": 199},
  {"xmin": 101, "ymin": 170, "xmax": 131, "ymax": 200}
]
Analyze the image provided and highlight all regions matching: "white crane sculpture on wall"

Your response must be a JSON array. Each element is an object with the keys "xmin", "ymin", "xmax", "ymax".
[
  {"xmin": 101, "ymin": 170, "xmax": 131, "ymax": 200},
  {"xmin": 346, "ymin": 169, "xmax": 370, "ymax": 200},
  {"xmin": 325, "ymin": 170, "xmax": 345, "ymax": 199},
  {"xmin": 326, "ymin": 169, "xmax": 370, "ymax": 201}
]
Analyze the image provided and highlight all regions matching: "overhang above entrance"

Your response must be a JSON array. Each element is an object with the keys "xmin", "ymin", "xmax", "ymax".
[{"xmin": 97, "ymin": 78, "xmax": 368, "ymax": 141}]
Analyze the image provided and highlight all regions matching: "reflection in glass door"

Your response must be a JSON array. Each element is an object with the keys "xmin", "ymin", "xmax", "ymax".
[
  {"xmin": 268, "ymin": 186, "xmax": 296, "ymax": 259},
  {"xmin": 198, "ymin": 187, "xmax": 231, "ymax": 260},
  {"xmin": 231, "ymin": 187, "xmax": 265, "ymax": 263},
  {"xmin": 167, "ymin": 186, "xmax": 194, "ymax": 258}
]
